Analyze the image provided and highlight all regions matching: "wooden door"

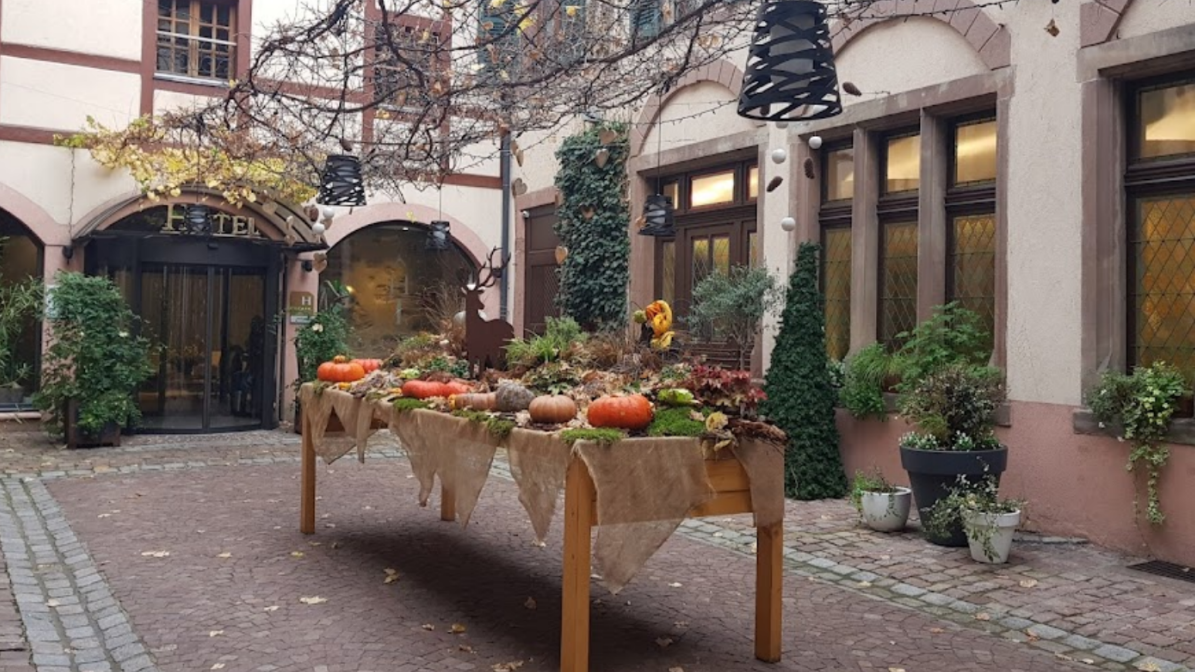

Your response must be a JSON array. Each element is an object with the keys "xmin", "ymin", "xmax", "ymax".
[{"xmin": 523, "ymin": 206, "xmax": 561, "ymax": 336}]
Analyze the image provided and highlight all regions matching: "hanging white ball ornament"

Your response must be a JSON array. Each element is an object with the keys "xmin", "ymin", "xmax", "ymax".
[
  {"xmin": 312, "ymin": 221, "xmax": 327, "ymax": 236},
  {"xmin": 770, "ymin": 148, "xmax": 788, "ymax": 164},
  {"xmin": 318, "ymin": 205, "xmax": 336, "ymax": 221},
  {"xmin": 808, "ymin": 135, "xmax": 824, "ymax": 150},
  {"xmin": 780, "ymin": 217, "xmax": 797, "ymax": 232}
]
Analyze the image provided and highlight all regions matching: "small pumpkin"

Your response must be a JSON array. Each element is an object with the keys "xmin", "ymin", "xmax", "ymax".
[
  {"xmin": 442, "ymin": 381, "xmax": 474, "ymax": 397},
  {"xmin": 494, "ymin": 383, "xmax": 536, "ymax": 412},
  {"xmin": 402, "ymin": 380, "xmax": 449, "ymax": 399},
  {"xmin": 450, "ymin": 392, "xmax": 497, "ymax": 411},
  {"xmin": 528, "ymin": 395, "xmax": 578, "ymax": 424},
  {"xmin": 352, "ymin": 358, "xmax": 383, "ymax": 374},
  {"xmin": 587, "ymin": 394, "xmax": 653, "ymax": 430},
  {"xmin": 317, "ymin": 355, "xmax": 366, "ymax": 383}
]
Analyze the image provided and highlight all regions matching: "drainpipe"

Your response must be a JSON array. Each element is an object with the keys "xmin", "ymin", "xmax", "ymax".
[{"xmin": 499, "ymin": 129, "xmax": 512, "ymax": 320}]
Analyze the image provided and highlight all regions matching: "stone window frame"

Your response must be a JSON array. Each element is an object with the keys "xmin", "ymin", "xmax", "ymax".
[
  {"xmin": 791, "ymin": 70, "xmax": 1011, "ymax": 367},
  {"xmin": 1078, "ymin": 23, "xmax": 1195, "ymax": 396}
]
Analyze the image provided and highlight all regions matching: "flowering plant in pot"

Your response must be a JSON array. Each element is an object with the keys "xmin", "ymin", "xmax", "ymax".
[
  {"xmin": 850, "ymin": 469, "xmax": 911, "ymax": 532},
  {"xmin": 926, "ymin": 475, "xmax": 1024, "ymax": 564},
  {"xmin": 897, "ymin": 363, "xmax": 1007, "ymax": 546}
]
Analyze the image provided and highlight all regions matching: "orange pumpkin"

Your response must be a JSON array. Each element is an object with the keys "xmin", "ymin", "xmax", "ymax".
[
  {"xmin": 352, "ymin": 358, "xmax": 383, "ymax": 374},
  {"xmin": 450, "ymin": 392, "xmax": 497, "ymax": 411},
  {"xmin": 402, "ymin": 380, "xmax": 449, "ymax": 399},
  {"xmin": 442, "ymin": 381, "xmax": 474, "ymax": 397},
  {"xmin": 317, "ymin": 356, "xmax": 366, "ymax": 383},
  {"xmin": 529, "ymin": 395, "xmax": 578, "ymax": 424},
  {"xmin": 587, "ymin": 394, "xmax": 653, "ymax": 430}
]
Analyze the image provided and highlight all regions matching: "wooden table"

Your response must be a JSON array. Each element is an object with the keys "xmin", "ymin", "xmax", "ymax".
[{"xmin": 299, "ymin": 406, "xmax": 782, "ymax": 672}]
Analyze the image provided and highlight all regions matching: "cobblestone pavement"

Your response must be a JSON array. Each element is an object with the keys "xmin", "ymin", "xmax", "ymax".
[{"xmin": 0, "ymin": 427, "xmax": 1191, "ymax": 671}]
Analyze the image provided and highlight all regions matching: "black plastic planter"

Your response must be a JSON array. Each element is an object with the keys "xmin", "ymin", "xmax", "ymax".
[{"xmin": 900, "ymin": 446, "xmax": 1008, "ymax": 546}]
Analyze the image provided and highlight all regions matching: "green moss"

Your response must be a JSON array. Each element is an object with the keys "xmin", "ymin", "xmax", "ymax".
[
  {"xmin": 392, "ymin": 398, "xmax": 430, "ymax": 412},
  {"xmin": 451, "ymin": 409, "xmax": 515, "ymax": 440},
  {"xmin": 560, "ymin": 428, "xmax": 625, "ymax": 445},
  {"xmin": 646, "ymin": 407, "xmax": 705, "ymax": 437}
]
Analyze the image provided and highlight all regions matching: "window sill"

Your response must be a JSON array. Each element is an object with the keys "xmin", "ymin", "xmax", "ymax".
[
  {"xmin": 1072, "ymin": 408, "xmax": 1195, "ymax": 446},
  {"xmin": 153, "ymin": 73, "xmax": 232, "ymax": 89}
]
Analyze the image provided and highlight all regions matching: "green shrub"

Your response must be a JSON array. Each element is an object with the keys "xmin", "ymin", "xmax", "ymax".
[
  {"xmin": 894, "ymin": 302, "xmax": 990, "ymax": 392},
  {"xmin": 505, "ymin": 316, "xmax": 587, "ymax": 369},
  {"xmin": 839, "ymin": 343, "xmax": 894, "ymax": 419},
  {"xmin": 897, "ymin": 364, "xmax": 1005, "ymax": 450}
]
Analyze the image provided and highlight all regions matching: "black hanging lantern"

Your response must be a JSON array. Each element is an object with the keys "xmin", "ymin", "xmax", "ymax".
[
  {"xmin": 317, "ymin": 154, "xmax": 367, "ymax": 206},
  {"xmin": 182, "ymin": 204, "xmax": 213, "ymax": 236},
  {"xmin": 737, "ymin": 0, "xmax": 843, "ymax": 122},
  {"xmin": 426, "ymin": 220, "xmax": 451, "ymax": 251},
  {"xmin": 639, "ymin": 194, "xmax": 675, "ymax": 237}
]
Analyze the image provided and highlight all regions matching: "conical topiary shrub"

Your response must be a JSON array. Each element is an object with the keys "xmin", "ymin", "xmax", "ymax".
[{"xmin": 762, "ymin": 242, "xmax": 847, "ymax": 499}]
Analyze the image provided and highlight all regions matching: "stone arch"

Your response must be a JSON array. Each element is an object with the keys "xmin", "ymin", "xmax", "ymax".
[
  {"xmin": 1081, "ymin": 0, "xmax": 1136, "ymax": 47},
  {"xmin": 831, "ymin": 0, "xmax": 1011, "ymax": 70},
  {"xmin": 322, "ymin": 202, "xmax": 500, "ymax": 315},
  {"xmin": 0, "ymin": 183, "xmax": 69, "ymax": 247},
  {"xmin": 630, "ymin": 58, "xmax": 758, "ymax": 158}
]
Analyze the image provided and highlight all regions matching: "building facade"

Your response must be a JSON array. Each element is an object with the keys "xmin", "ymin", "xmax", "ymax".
[
  {"xmin": 512, "ymin": 0, "xmax": 1195, "ymax": 566},
  {"xmin": 0, "ymin": 0, "xmax": 507, "ymax": 431}
]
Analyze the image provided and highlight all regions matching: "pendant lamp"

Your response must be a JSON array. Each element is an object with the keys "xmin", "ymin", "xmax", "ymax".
[
  {"xmin": 317, "ymin": 154, "xmax": 367, "ymax": 206},
  {"xmin": 639, "ymin": 194, "xmax": 675, "ymax": 237},
  {"xmin": 737, "ymin": 0, "xmax": 842, "ymax": 122},
  {"xmin": 426, "ymin": 220, "xmax": 451, "ymax": 251},
  {"xmin": 182, "ymin": 204, "xmax": 214, "ymax": 236}
]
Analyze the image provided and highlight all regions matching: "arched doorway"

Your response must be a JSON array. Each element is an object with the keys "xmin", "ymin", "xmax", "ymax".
[
  {"xmin": 0, "ymin": 209, "xmax": 45, "ymax": 406},
  {"xmin": 321, "ymin": 222, "xmax": 476, "ymax": 357}
]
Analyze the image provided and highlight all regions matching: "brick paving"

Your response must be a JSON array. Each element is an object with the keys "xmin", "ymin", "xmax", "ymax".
[{"xmin": 0, "ymin": 427, "xmax": 1192, "ymax": 671}]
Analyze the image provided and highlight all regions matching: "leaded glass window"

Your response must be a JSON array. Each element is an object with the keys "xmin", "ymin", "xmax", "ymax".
[
  {"xmin": 880, "ymin": 221, "xmax": 918, "ymax": 349},
  {"xmin": 822, "ymin": 227, "xmax": 851, "ymax": 360}
]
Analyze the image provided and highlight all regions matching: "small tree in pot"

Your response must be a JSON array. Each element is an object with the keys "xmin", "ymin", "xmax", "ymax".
[
  {"xmin": 898, "ymin": 363, "xmax": 1006, "ymax": 546},
  {"xmin": 34, "ymin": 272, "xmax": 154, "ymax": 447}
]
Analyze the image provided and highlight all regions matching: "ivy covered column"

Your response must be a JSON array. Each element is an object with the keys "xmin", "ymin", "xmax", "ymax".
[{"xmin": 553, "ymin": 123, "xmax": 631, "ymax": 331}]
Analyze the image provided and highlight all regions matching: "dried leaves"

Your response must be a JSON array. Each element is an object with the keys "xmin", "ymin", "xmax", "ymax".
[{"xmin": 298, "ymin": 596, "xmax": 327, "ymax": 605}]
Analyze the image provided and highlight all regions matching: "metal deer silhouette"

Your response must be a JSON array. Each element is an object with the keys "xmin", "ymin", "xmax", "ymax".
[{"xmin": 463, "ymin": 248, "xmax": 515, "ymax": 374}]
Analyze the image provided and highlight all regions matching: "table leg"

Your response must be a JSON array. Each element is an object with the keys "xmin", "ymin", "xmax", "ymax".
[
  {"xmin": 754, "ymin": 521, "xmax": 782, "ymax": 662},
  {"xmin": 440, "ymin": 481, "xmax": 456, "ymax": 522},
  {"xmin": 560, "ymin": 457, "xmax": 593, "ymax": 672},
  {"xmin": 300, "ymin": 408, "xmax": 316, "ymax": 535}
]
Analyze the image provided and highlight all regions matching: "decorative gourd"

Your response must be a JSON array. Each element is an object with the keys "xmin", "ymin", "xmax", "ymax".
[
  {"xmin": 587, "ymin": 394, "xmax": 653, "ymax": 430},
  {"xmin": 352, "ymin": 358, "xmax": 383, "ymax": 374},
  {"xmin": 317, "ymin": 356, "xmax": 366, "ymax": 383},
  {"xmin": 402, "ymin": 380, "xmax": 449, "ymax": 399},
  {"xmin": 494, "ymin": 383, "xmax": 536, "ymax": 412},
  {"xmin": 528, "ymin": 395, "xmax": 578, "ymax": 424},
  {"xmin": 450, "ymin": 392, "xmax": 497, "ymax": 411}
]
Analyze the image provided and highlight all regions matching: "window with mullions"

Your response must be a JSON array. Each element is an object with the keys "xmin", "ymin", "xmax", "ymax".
[
  {"xmin": 947, "ymin": 116, "xmax": 997, "ymax": 348},
  {"xmin": 373, "ymin": 22, "xmax": 443, "ymax": 109},
  {"xmin": 820, "ymin": 143, "xmax": 853, "ymax": 360},
  {"xmin": 631, "ymin": 0, "xmax": 662, "ymax": 40},
  {"xmin": 1127, "ymin": 76, "xmax": 1195, "ymax": 375},
  {"xmin": 478, "ymin": 0, "xmax": 524, "ymax": 75},
  {"xmin": 156, "ymin": 0, "xmax": 236, "ymax": 81},
  {"xmin": 878, "ymin": 131, "xmax": 920, "ymax": 349}
]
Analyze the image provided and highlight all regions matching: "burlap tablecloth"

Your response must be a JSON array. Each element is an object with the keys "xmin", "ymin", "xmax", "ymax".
[{"xmin": 300, "ymin": 385, "xmax": 783, "ymax": 593}]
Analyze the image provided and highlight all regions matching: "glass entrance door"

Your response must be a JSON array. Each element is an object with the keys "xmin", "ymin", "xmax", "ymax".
[{"xmin": 138, "ymin": 264, "xmax": 267, "ymax": 432}]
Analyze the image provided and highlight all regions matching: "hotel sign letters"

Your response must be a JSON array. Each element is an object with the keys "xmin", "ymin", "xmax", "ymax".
[{"xmin": 162, "ymin": 204, "xmax": 263, "ymax": 238}]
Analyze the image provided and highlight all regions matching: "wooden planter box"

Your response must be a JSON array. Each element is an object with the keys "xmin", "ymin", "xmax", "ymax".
[{"xmin": 64, "ymin": 399, "xmax": 121, "ymax": 449}]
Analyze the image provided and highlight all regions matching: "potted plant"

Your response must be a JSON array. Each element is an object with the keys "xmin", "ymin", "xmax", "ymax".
[
  {"xmin": 850, "ymin": 469, "xmax": 912, "ymax": 532},
  {"xmin": 926, "ymin": 476, "xmax": 1023, "ymax": 564},
  {"xmin": 687, "ymin": 264, "xmax": 781, "ymax": 370},
  {"xmin": 897, "ymin": 363, "xmax": 1007, "ymax": 546},
  {"xmin": 34, "ymin": 272, "xmax": 154, "ymax": 447},
  {"xmin": 839, "ymin": 343, "xmax": 895, "ymax": 419},
  {"xmin": 0, "ymin": 267, "xmax": 44, "ymax": 405},
  {"xmin": 292, "ymin": 280, "xmax": 353, "ymax": 431}
]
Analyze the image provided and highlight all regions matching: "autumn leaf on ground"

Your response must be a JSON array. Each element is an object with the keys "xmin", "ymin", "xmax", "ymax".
[
  {"xmin": 656, "ymin": 637, "xmax": 673, "ymax": 648},
  {"xmin": 208, "ymin": 630, "xmax": 224, "ymax": 637},
  {"xmin": 668, "ymin": 667, "xmax": 684, "ymax": 672},
  {"xmin": 290, "ymin": 551, "xmax": 305, "ymax": 559},
  {"xmin": 492, "ymin": 662, "xmax": 524, "ymax": 672},
  {"xmin": 46, "ymin": 599, "xmax": 60, "ymax": 608},
  {"xmin": 330, "ymin": 541, "xmax": 341, "ymax": 549},
  {"xmin": 1018, "ymin": 579, "xmax": 1039, "ymax": 588},
  {"xmin": 1138, "ymin": 662, "xmax": 1162, "ymax": 672},
  {"xmin": 459, "ymin": 644, "xmax": 475, "ymax": 653},
  {"xmin": 308, "ymin": 541, "xmax": 323, "ymax": 547},
  {"xmin": 263, "ymin": 606, "xmax": 279, "ymax": 613},
  {"xmin": 216, "ymin": 552, "xmax": 232, "ymax": 559},
  {"xmin": 975, "ymin": 613, "xmax": 991, "ymax": 621},
  {"xmin": 211, "ymin": 664, "xmax": 225, "ymax": 670},
  {"xmin": 140, "ymin": 550, "xmax": 170, "ymax": 558},
  {"xmin": 667, "ymin": 582, "xmax": 682, "ymax": 588},
  {"xmin": 888, "ymin": 668, "xmax": 906, "ymax": 672},
  {"xmin": 421, "ymin": 624, "xmax": 436, "ymax": 631},
  {"xmin": 298, "ymin": 596, "xmax": 327, "ymax": 605},
  {"xmin": 928, "ymin": 627, "xmax": 945, "ymax": 634},
  {"xmin": 857, "ymin": 581, "xmax": 873, "ymax": 588},
  {"xmin": 524, "ymin": 597, "xmax": 537, "ymax": 610},
  {"xmin": 450, "ymin": 623, "xmax": 466, "ymax": 634},
  {"xmin": 674, "ymin": 621, "xmax": 688, "ymax": 628},
  {"xmin": 97, "ymin": 513, "xmax": 111, "ymax": 518}
]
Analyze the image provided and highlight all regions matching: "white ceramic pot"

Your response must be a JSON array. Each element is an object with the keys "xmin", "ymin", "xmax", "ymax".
[
  {"xmin": 860, "ymin": 487, "xmax": 912, "ymax": 532},
  {"xmin": 963, "ymin": 509, "xmax": 1022, "ymax": 564}
]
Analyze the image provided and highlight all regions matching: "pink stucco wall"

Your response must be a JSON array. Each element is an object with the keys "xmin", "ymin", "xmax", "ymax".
[{"xmin": 838, "ymin": 401, "xmax": 1195, "ymax": 565}]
